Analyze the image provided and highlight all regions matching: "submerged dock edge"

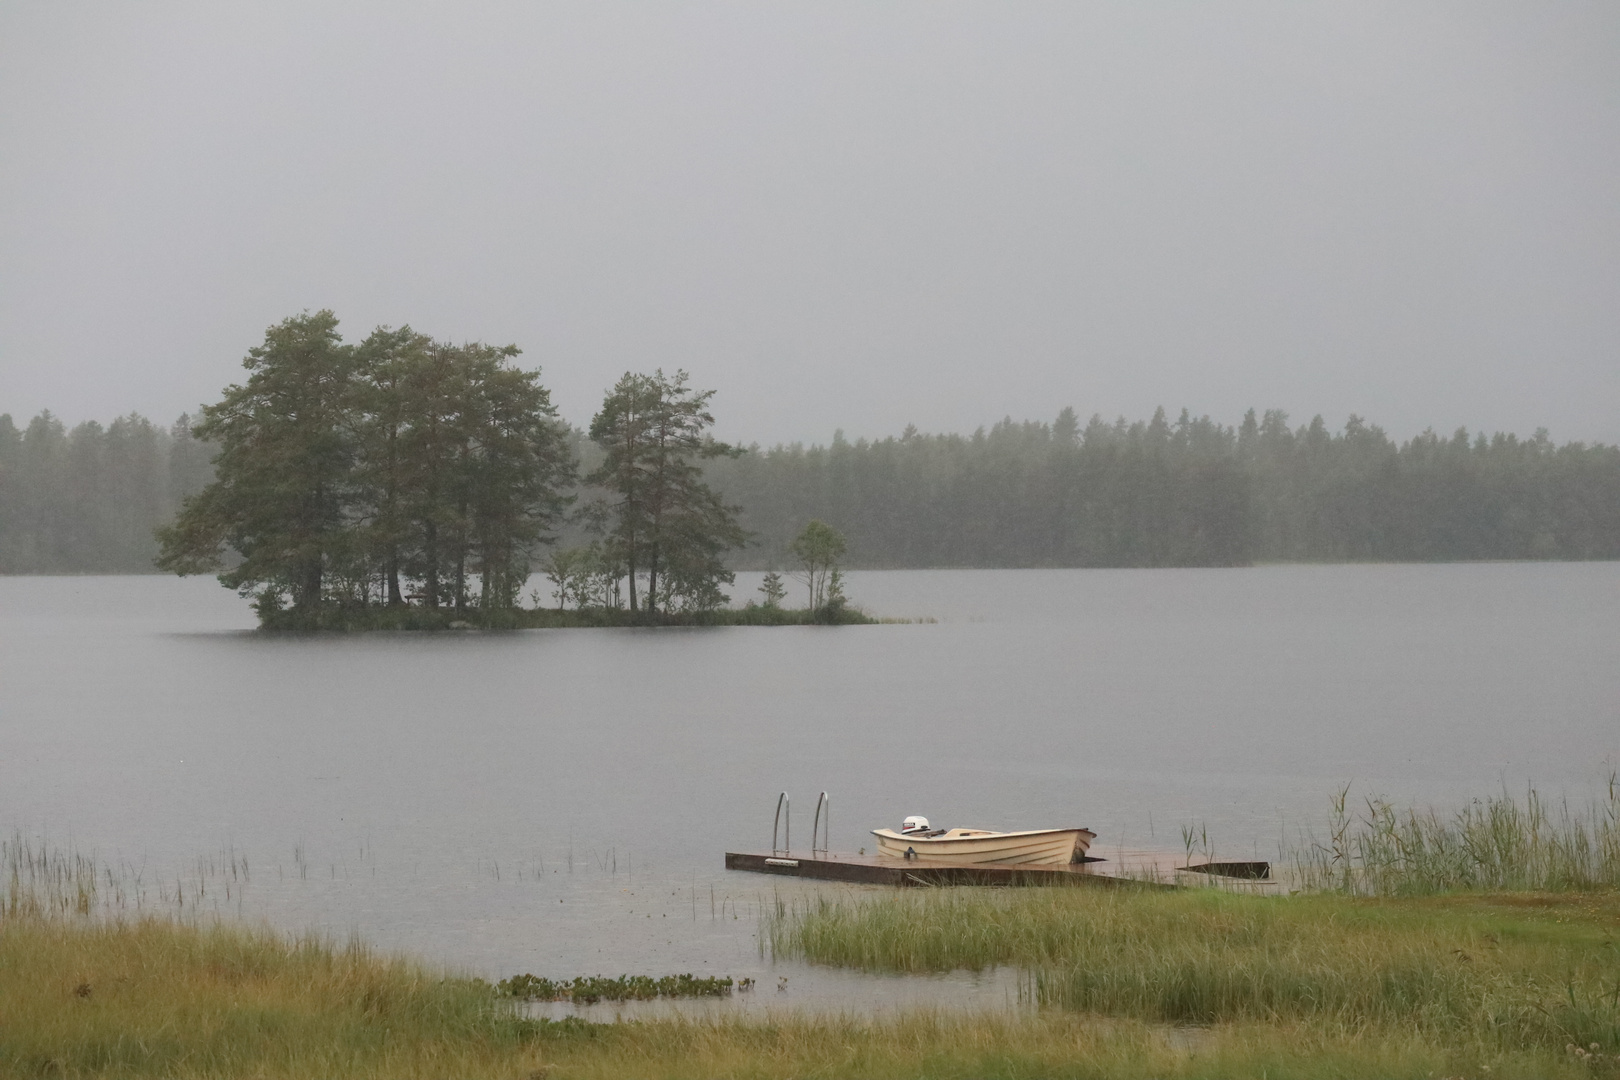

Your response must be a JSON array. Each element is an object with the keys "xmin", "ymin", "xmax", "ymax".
[{"xmin": 724, "ymin": 850, "xmax": 1278, "ymax": 890}]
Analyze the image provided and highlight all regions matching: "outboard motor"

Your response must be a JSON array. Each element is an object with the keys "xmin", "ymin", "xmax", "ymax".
[{"xmin": 900, "ymin": 815, "xmax": 930, "ymax": 835}]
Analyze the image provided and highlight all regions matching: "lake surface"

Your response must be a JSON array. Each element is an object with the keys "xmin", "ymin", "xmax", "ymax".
[{"xmin": 2, "ymin": 564, "xmax": 1617, "ymax": 1012}]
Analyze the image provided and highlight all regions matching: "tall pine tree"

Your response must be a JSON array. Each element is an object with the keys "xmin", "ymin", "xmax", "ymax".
[
  {"xmin": 585, "ymin": 370, "xmax": 745, "ymax": 615},
  {"xmin": 158, "ymin": 311, "xmax": 356, "ymax": 611}
]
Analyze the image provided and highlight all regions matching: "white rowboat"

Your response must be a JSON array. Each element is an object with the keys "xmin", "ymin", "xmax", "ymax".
[{"xmin": 870, "ymin": 826, "xmax": 1096, "ymax": 866}]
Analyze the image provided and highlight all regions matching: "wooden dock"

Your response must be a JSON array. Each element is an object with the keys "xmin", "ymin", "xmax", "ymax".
[{"xmin": 724, "ymin": 850, "xmax": 1281, "ymax": 892}]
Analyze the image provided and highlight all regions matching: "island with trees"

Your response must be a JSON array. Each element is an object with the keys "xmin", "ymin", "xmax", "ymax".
[{"xmin": 148, "ymin": 311, "xmax": 868, "ymax": 629}]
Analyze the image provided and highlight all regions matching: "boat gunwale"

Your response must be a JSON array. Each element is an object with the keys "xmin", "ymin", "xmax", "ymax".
[
  {"xmin": 869, "ymin": 826, "xmax": 1096, "ymax": 865},
  {"xmin": 870, "ymin": 826, "xmax": 1096, "ymax": 845}
]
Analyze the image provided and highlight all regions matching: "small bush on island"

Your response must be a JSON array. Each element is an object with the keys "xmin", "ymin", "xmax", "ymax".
[{"xmin": 757, "ymin": 570, "xmax": 787, "ymax": 608}]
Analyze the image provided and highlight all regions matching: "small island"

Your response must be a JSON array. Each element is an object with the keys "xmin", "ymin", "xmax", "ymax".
[{"xmin": 158, "ymin": 312, "xmax": 877, "ymax": 630}]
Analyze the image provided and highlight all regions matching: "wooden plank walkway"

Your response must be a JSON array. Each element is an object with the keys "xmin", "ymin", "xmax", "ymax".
[{"xmin": 724, "ymin": 850, "xmax": 1280, "ymax": 891}]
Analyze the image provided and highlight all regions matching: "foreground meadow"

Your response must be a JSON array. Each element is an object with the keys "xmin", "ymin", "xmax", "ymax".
[
  {"xmin": 1, "ymin": 890, "xmax": 1615, "ymax": 1079},
  {"xmin": 4, "ymin": 787, "xmax": 1617, "ymax": 1079}
]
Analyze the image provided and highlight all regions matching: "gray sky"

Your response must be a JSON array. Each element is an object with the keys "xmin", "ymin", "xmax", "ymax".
[{"xmin": 2, "ymin": 2, "xmax": 1617, "ymax": 446}]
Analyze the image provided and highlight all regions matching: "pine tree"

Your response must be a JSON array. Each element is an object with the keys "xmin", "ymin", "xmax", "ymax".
[
  {"xmin": 157, "ymin": 311, "xmax": 357, "ymax": 612},
  {"xmin": 585, "ymin": 370, "xmax": 746, "ymax": 615}
]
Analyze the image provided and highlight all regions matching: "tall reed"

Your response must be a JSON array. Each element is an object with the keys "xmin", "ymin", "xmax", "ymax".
[
  {"xmin": 2, "ymin": 832, "xmax": 250, "ymax": 920},
  {"xmin": 1294, "ymin": 778, "xmax": 1620, "ymax": 895},
  {"xmin": 770, "ymin": 886, "xmax": 1620, "ymax": 1051}
]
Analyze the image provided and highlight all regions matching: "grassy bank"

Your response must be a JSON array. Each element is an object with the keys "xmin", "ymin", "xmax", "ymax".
[
  {"xmin": 6, "ymin": 786, "xmax": 1619, "ymax": 1079},
  {"xmin": 0, "ymin": 915, "xmax": 541, "ymax": 1078},
  {"xmin": 768, "ymin": 785, "xmax": 1620, "ymax": 1056},
  {"xmin": 2, "ymin": 911, "xmax": 1615, "ymax": 1079},
  {"xmin": 256, "ymin": 603, "xmax": 883, "ymax": 631},
  {"xmin": 770, "ymin": 887, "xmax": 1620, "ymax": 1045}
]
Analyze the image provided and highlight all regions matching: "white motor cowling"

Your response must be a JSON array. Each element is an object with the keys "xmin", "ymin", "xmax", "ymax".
[{"xmin": 900, "ymin": 815, "xmax": 930, "ymax": 834}]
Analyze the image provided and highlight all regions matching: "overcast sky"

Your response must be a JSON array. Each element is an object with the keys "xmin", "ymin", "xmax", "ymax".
[{"xmin": 2, "ymin": 2, "xmax": 1616, "ymax": 447}]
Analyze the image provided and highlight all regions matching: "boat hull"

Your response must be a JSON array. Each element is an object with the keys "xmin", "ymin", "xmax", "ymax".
[{"xmin": 871, "ymin": 827, "xmax": 1095, "ymax": 866}]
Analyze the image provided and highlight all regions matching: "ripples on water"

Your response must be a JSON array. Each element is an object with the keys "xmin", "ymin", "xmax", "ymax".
[{"xmin": 1, "ymin": 564, "xmax": 1615, "ymax": 1009}]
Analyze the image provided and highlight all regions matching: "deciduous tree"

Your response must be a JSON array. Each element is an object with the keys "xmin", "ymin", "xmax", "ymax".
[{"xmin": 789, "ymin": 519, "xmax": 846, "ymax": 609}]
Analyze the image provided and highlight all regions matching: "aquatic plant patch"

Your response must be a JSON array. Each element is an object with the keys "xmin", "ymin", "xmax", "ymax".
[{"xmin": 496, "ymin": 972, "xmax": 737, "ymax": 1002}]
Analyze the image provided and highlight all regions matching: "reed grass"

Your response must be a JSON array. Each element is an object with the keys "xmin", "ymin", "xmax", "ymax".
[
  {"xmin": 3, "ymin": 833, "xmax": 248, "ymax": 921},
  {"xmin": 1293, "ymin": 779, "xmax": 1620, "ymax": 895},
  {"xmin": 8, "ymin": 786, "xmax": 1620, "ymax": 1078},
  {"xmin": 1, "ymin": 910, "xmax": 1612, "ymax": 1080},
  {"xmin": 769, "ymin": 886, "xmax": 1620, "ymax": 1052},
  {"xmin": 0, "ymin": 914, "xmax": 553, "ymax": 1079}
]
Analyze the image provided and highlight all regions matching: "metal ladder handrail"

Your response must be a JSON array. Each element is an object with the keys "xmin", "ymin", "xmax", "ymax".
[
  {"xmin": 772, "ymin": 792, "xmax": 789, "ymax": 856},
  {"xmin": 811, "ymin": 791, "xmax": 830, "ymax": 856}
]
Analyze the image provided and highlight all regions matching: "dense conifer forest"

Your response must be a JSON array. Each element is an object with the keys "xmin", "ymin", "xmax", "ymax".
[
  {"xmin": 715, "ymin": 408, "xmax": 1620, "ymax": 569},
  {"xmin": 3, "ymin": 402, "xmax": 1618, "ymax": 575},
  {"xmin": 0, "ymin": 411, "xmax": 214, "ymax": 573}
]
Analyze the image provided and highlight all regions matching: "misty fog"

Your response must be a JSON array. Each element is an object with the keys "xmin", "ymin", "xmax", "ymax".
[{"xmin": 4, "ymin": 3, "xmax": 1618, "ymax": 445}]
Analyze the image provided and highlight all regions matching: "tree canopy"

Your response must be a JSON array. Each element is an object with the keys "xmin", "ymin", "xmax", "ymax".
[
  {"xmin": 154, "ymin": 311, "xmax": 574, "ymax": 622},
  {"xmin": 584, "ymin": 370, "xmax": 746, "ymax": 615},
  {"xmin": 789, "ymin": 519, "xmax": 847, "ymax": 610},
  {"xmin": 0, "ymin": 410, "xmax": 211, "ymax": 573},
  {"xmin": 157, "ymin": 311, "xmax": 356, "ymax": 608},
  {"xmin": 7, "ymin": 382, "xmax": 1619, "ymax": 581},
  {"xmin": 707, "ymin": 408, "xmax": 1620, "ymax": 569}
]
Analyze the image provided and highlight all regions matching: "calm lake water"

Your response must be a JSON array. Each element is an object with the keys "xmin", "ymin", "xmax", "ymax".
[{"xmin": 2, "ymin": 564, "xmax": 1617, "ymax": 1014}]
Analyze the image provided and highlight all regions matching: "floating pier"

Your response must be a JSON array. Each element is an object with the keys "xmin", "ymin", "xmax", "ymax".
[
  {"xmin": 735, "ymin": 794, "xmax": 1282, "ymax": 892},
  {"xmin": 724, "ymin": 849, "xmax": 1281, "ymax": 892}
]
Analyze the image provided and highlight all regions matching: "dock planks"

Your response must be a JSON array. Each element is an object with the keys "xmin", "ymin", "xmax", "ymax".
[{"xmin": 724, "ymin": 849, "xmax": 1279, "ymax": 891}]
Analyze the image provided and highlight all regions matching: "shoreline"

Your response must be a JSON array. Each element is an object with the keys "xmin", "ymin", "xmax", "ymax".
[{"xmin": 253, "ymin": 604, "xmax": 887, "ymax": 631}]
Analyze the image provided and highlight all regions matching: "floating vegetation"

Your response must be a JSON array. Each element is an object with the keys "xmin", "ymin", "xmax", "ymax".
[{"xmin": 496, "ymin": 973, "xmax": 736, "ymax": 1003}]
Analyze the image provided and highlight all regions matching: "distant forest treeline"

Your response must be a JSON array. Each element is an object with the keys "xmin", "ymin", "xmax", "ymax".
[
  {"xmin": 3, "ymin": 404, "xmax": 1618, "ymax": 574},
  {"xmin": 713, "ymin": 407, "xmax": 1620, "ymax": 568},
  {"xmin": 0, "ymin": 411, "xmax": 214, "ymax": 573}
]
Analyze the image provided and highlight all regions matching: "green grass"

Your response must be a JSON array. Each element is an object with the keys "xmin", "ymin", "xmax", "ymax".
[
  {"xmin": 3, "ymin": 912, "xmax": 1617, "ymax": 1079},
  {"xmin": 1293, "ymin": 780, "xmax": 1620, "ymax": 894},
  {"xmin": 769, "ymin": 886, "xmax": 1620, "ymax": 1052},
  {"xmin": 8, "ymin": 789, "xmax": 1620, "ymax": 1079},
  {"xmin": 0, "ymin": 914, "xmax": 548, "ymax": 1078}
]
